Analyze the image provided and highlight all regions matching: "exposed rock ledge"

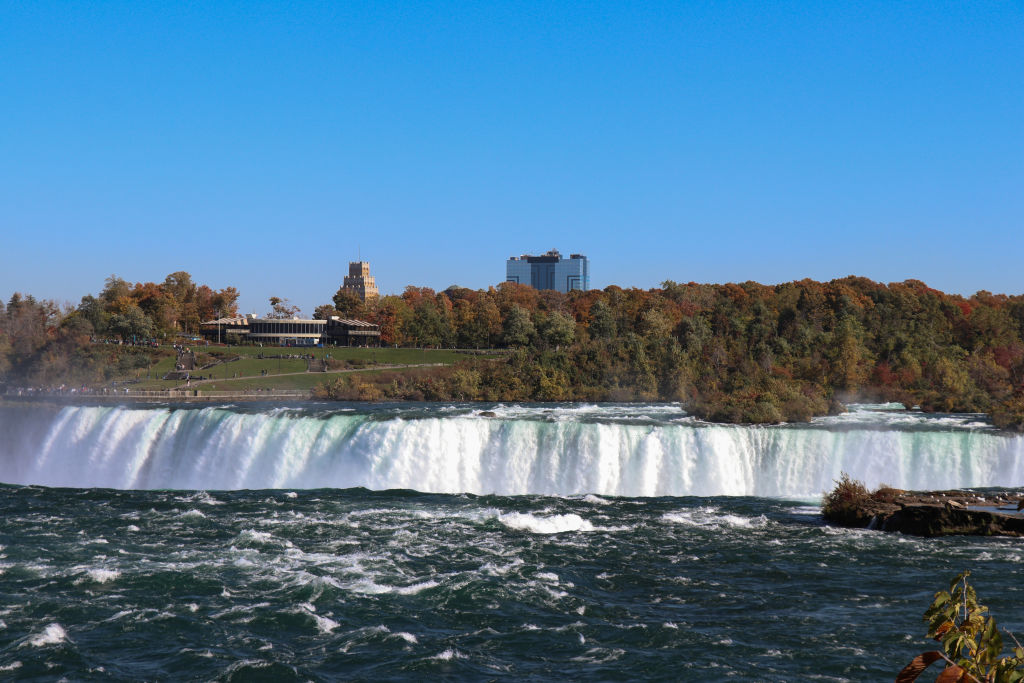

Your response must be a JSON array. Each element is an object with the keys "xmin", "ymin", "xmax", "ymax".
[{"xmin": 823, "ymin": 490, "xmax": 1024, "ymax": 537}]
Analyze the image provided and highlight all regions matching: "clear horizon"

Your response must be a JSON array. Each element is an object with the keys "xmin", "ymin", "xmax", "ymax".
[{"xmin": 2, "ymin": 1, "xmax": 1022, "ymax": 316}]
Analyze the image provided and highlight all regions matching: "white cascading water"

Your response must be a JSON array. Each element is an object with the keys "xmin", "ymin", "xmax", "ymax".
[{"xmin": 2, "ymin": 404, "xmax": 1023, "ymax": 497}]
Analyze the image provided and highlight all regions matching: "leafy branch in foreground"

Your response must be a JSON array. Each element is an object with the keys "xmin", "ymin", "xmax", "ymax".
[{"xmin": 897, "ymin": 571, "xmax": 1024, "ymax": 682}]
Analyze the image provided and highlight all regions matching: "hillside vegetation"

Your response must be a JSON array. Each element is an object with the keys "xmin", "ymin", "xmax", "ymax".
[{"xmin": 3, "ymin": 274, "xmax": 1024, "ymax": 425}]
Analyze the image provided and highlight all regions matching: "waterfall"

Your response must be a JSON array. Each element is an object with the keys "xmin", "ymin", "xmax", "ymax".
[{"xmin": 2, "ymin": 403, "xmax": 1022, "ymax": 496}]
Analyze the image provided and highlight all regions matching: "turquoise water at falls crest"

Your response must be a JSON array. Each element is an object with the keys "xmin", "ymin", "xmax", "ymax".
[{"xmin": 1, "ymin": 402, "xmax": 1021, "ymax": 495}]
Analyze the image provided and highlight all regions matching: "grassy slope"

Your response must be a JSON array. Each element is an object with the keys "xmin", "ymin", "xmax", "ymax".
[{"xmin": 102, "ymin": 344, "xmax": 495, "ymax": 392}]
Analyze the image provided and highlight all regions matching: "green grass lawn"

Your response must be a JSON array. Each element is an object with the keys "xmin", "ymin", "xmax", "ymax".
[
  {"xmin": 98, "ymin": 343, "xmax": 503, "ymax": 391},
  {"xmin": 199, "ymin": 358, "xmax": 308, "ymax": 377},
  {"xmin": 191, "ymin": 344, "xmax": 498, "ymax": 364},
  {"xmin": 194, "ymin": 373, "xmax": 330, "ymax": 392}
]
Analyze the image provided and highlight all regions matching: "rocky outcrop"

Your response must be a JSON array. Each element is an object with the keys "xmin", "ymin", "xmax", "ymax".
[{"xmin": 824, "ymin": 490, "xmax": 1024, "ymax": 537}]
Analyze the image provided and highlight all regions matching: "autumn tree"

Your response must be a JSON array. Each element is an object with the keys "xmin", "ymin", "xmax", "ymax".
[{"xmin": 267, "ymin": 297, "xmax": 300, "ymax": 319}]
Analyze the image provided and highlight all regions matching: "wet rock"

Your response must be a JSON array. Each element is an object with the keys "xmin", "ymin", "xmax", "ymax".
[{"xmin": 824, "ymin": 489, "xmax": 1024, "ymax": 537}]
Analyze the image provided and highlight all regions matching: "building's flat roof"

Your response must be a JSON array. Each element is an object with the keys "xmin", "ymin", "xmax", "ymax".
[
  {"xmin": 200, "ymin": 316, "xmax": 250, "ymax": 326},
  {"xmin": 330, "ymin": 318, "xmax": 378, "ymax": 327},
  {"xmin": 250, "ymin": 318, "xmax": 326, "ymax": 325},
  {"xmin": 201, "ymin": 316, "xmax": 380, "ymax": 329}
]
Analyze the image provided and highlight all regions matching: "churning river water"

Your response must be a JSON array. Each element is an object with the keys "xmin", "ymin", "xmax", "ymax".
[{"xmin": 0, "ymin": 402, "xmax": 1021, "ymax": 680}]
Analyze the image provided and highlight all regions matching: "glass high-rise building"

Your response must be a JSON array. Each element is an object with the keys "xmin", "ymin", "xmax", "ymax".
[{"xmin": 506, "ymin": 249, "xmax": 590, "ymax": 293}]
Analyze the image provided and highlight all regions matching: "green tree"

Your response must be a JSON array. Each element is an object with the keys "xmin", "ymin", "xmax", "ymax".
[
  {"xmin": 0, "ymin": 332, "xmax": 11, "ymax": 379},
  {"xmin": 99, "ymin": 275, "xmax": 132, "ymax": 308},
  {"xmin": 313, "ymin": 304, "xmax": 340, "ymax": 320},
  {"xmin": 109, "ymin": 305, "xmax": 154, "ymax": 341},
  {"xmin": 162, "ymin": 271, "xmax": 196, "ymax": 305},
  {"xmin": 77, "ymin": 295, "xmax": 109, "ymax": 335},
  {"xmin": 404, "ymin": 298, "xmax": 453, "ymax": 348},
  {"xmin": 588, "ymin": 299, "xmax": 616, "ymax": 339},
  {"xmin": 332, "ymin": 289, "xmax": 368, "ymax": 319},
  {"xmin": 502, "ymin": 305, "xmax": 535, "ymax": 347},
  {"xmin": 537, "ymin": 311, "xmax": 576, "ymax": 349}
]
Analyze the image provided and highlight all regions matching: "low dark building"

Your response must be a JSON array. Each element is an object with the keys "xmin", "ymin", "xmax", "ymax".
[
  {"xmin": 324, "ymin": 318, "xmax": 381, "ymax": 347},
  {"xmin": 199, "ymin": 315, "xmax": 380, "ymax": 347},
  {"xmin": 198, "ymin": 316, "xmax": 253, "ymax": 343}
]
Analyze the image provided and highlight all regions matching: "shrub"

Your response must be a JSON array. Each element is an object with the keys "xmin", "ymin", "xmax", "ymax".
[
  {"xmin": 897, "ymin": 571, "xmax": 1024, "ymax": 682},
  {"xmin": 822, "ymin": 472, "xmax": 871, "ymax": 520}
]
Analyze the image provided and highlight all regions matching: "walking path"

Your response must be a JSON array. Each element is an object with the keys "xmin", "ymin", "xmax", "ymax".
[{"xmin": 173, "ymin": 363, "xmax": 444, "ymax": 389}]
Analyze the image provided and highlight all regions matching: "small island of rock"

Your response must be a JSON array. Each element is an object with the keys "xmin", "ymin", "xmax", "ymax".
[{"xmin": 822, "ymin": 475, "xmax": 1024, "ymax": 537}]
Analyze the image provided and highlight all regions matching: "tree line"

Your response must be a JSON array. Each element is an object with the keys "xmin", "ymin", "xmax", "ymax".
[
  {"xmin": 0, "ymin": 272, "xmax": 238, "ymax": 387},
  {"xmin": 2, "ymin": 273, "xmax": 1024, "ymax": 427},
  {"xmin": 315, "ymin": 277, "xmax": 1024, "ymax": 427}
]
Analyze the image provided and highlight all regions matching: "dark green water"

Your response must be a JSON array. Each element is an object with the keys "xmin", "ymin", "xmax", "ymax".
[{"xmin": 1, "ymin": 485, "xmax": 1021, "ymax": 681}]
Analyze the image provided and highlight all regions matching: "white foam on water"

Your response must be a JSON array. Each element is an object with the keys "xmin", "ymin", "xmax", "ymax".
[
  {"xmin": 231, "ymin": 529, "xmax": 289, "ymax": 549},
  {"xmin": 86, "ymin": 568, "xmax": 121, "ymax": 583},
  {"xmin": 179, "ymin": 509, "xmax": 207, "ymax": 520},
  {"xmin": 392, "ymin": 632, "xmax": 418, "ymax": 644},
  {"xmin": 720, "ymin": 514, "xmax": 768, "ymax": 528},
  {"xmin": 209, "ymin": 602, "xmax": 271, "ymax": 620},
  {"xmin": 0, "ymin": 662, "xmax": 22, "ymax": 672},
  {"xmin": 395, "ymin": 579, "xmax": 439, "ymax": 595},
  {"xmin": 661, "ymin": 511, "xmax": 703, "ymax": 526},
  {"xmin": 25, "ymin": 623, "xmax": 67, "ymax": 647},
  {"xmin": 480, "ymin": 557, "xmax": 525, "ymax": 576},
  {"xmin": 499, "ymin": 512, "xmax": 596, "ymax": 534},
  {"xmin": 431, "ymin": 648, "xmax": 465, "ymax": 661},
  {"xmin": 195, "ymin": 491, "xmax": 223, "ymax": 505},
  {"xmin": 303, "ymin": 608, "xmax": 339, "ymax": 634},
  {"xmin": 661, "ymin": 507, "xmax": 767, "ymax": 529},
  {"xmin": 102, "ymin": 610, "xmax": 133, "ymax": 622},
  {"xmin": 177, "ymin": 491, "xmax": 223, "ymax": 506},
  {"xmin": 347, "ymin": 577, "xmax": 439, "ymax": 596}
]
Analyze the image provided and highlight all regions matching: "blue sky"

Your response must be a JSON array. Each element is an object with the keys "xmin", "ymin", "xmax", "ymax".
[{"xmin": 2, "ymin": 1, "xmax": 1022, "ymax": 315}]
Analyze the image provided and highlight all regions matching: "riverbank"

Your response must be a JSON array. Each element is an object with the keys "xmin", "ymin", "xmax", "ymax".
[{"xmin": 2, "ymin": 389, "xmax": 311, "ymax": 403}]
